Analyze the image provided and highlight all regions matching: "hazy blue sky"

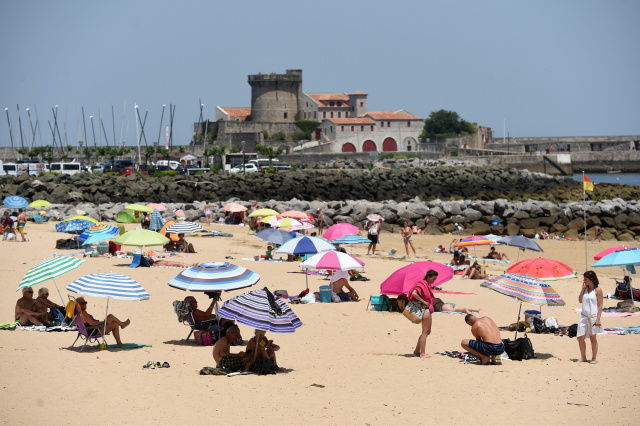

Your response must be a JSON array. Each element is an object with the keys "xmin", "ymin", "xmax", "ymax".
[{"xmin": 1, "ymin": 0, "xmax": 638, "ymax": 149}]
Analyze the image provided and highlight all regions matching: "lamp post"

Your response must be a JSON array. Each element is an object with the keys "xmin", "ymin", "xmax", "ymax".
[
  {"xmin": 89, "ymin": 115, "xmax": 96, "ymax": 148},
  {"xmin": 78, "ymin": 140, "xmax": 83, "ymax": 165}
]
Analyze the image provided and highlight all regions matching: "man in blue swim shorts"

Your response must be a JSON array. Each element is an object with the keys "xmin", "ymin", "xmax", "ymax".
[{"xmin": 461, "ymin": 314, "xmax": 505, "ymax": 365}]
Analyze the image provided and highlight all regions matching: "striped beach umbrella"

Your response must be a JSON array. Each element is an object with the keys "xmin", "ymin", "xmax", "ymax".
[
  {"xmin": 332, "ymin": 235, "xmax": 372, "ymax": 245},
  {"xmin": 55, "ymin": 219, "xmax": 95, "ymax": 234},
  {"xmin": 218, "ymin": 288, "xmax": 302, "ymax": 333},
  {"xmin": 149, "ymin": 209, "xmax": 166, "ymax": 231},
  {"xmin": 18, "ymin": 256, "xmax": 86, "ymax": 304},
  {"xmin": 260, "ymin": 215, "xmax": 282, "ymax": 225},
  {"xmin": 164, "ymin": 221, "xmax": 205, "ymax": 234},
  {"xmin": 455, "ymin": 236, "xmax": 494, "ymax": 247},
  {"xmin": 78, "ymin": 224, "xmax": 119, "ymax": 245},
  {"xmin": 366, "ymin": 214, "xmax": 383, "ymax": 222},
  {"xmin": 323, "ymin": 223, "xmax": 360, "ymax": 241},
  {"xmin": 3, "ymin": 196, "xmax": 28, "ymax": 209},
  {"xmin": 168, "ymin": 262, "xmax": 260, "ymax": 292},
  {"xmin": 67, "ymin": 273, "xmax": 150, "ymax": 301},
  {"xmin": 276, "ymin": 236, "xmax": 335, "ymax": 256},
  {"xmin": 272, "ymin": 218, "xmax": 303, "ymax": 229}
]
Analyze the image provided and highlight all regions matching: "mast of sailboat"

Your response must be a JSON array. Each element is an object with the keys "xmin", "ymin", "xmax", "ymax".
[
  {"xmin": 111, "ymin": 105, "xmax": 116, "ymax": 149},
  {"xmin": 26, "ymin": 107, "xmax": 36, "ymax": 149},
  {"xmin": 157, "ymin": 104, "xmax": 165, "ymax": 150},
  {"xmin": 90, "ymin": 115, "xmax": 97, "ymax": 148},
  {"xmin": 119, "ymin": 100, "xmax": 126, "ymax": 147},
  {"xmin": 5, "ymin": 108, "xmax": 16, "ymax": 160},
  {"xmin": 34, "ymin": 105, "xmax": 43, "ymax": 148},
  {"xmin": 82, "ymin": 107, "xmax": 88, "ymax": 151},
  {"xmin": 16, "ymin": 105, "xmax": 25, "ymax": 150}
]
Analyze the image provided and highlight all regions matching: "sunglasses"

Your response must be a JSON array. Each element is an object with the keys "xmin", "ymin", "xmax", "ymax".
[
  {"xmin": 80, "ymin": 301, "xmax": 87, "ymax": 305},
  {"xmin": 25, "ymin": 290, "xmax": 34, "ymax": 293}
]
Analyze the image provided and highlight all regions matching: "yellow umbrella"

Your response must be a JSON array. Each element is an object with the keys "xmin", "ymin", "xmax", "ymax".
[
  {"xmin": 64, "ymin": 215, "xmax": 99, "ymax": 224},
  {"xmin": 28, "ymin": 200, "xmax": 51, "ymax": 208},
  {"xmin": 248, "ymin": 208, "xmax": 279, "ymax": 218},
  {"xmin": 125, "ymin": 204, "xmax": 153, "ymax": 213}
]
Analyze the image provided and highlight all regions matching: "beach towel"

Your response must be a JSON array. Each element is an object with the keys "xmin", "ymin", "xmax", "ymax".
[
  {"xmin": 105, "ymin": 343, "xmax": 152, "ymax": 349},
  {"xmin": 4, "ymin": 323, "xmax": 78, "ymax": 332},
  {"xmin": 573, "ymin": 308, "xmax": 640, "ymax": 317}
]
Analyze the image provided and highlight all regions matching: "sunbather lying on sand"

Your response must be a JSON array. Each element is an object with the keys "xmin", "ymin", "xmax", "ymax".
[
  {"xmin": 147, "ymin": 258, "xmax": 199, "ymax": 267},
  {"xmin": 487, "ymin": 247, "xmax": 510, "ymax": 261},
  {"xmin": 433, "ymin": 298, "xmax": 483, "ymax": 315}
]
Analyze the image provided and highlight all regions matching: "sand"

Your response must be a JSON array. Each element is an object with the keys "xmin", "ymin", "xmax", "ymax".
[{"xmin": 1, "ymin": 221, "xmax": 638, "ymax": 425}]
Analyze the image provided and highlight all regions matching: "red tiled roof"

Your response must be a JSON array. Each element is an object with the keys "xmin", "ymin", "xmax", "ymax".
[
  {"xmin": 362, "ymin": 111, "xmax": 423, "ymax": 121},
  {"xmin": 326, "ymin": 118, "xmax": 375, "ymax": 125},
  {"xmin": 307, "ymin": 93, "xmax": 351, "ymax": 108},
  {"xmin": 348, "ymin": 92, "xmax": 368, "ymax": 96},
  {"xmin": 219, "ymin": 107, "xmax": 251, "ymax": 121}
]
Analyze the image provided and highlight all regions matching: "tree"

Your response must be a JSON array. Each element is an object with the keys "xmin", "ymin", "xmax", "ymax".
[
  {"xmin": 204, "ymin": 146, "xmax": 226, "ymax": 169},
  {"xmin": 255, "ymin": 144, "xmax": 284, "ymax": 167},
  {"xmin": 420, "ymin": 109, "xmax": 476, "ymax": 138}
]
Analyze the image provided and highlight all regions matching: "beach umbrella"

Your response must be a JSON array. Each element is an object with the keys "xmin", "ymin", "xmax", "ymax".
[
  {"xmin": 484, "ymin": 234, "xmax": 502, "ymax": 242},
  {"xmin": 168, "ymin": 262, "xmax": 261, "ymax": 292},
  {"xmin": 64, "ymin": 215, "xmax": 99, "ymax": 224},
  {"xmin": 299, "ymin": 212, "xmax": 315, "ymax": 223},
  {"xmin": 255, "ymin": 229, "xmax": 295, "ymax": 245},
  {"xmin": 114, "ymin": 229, "xmax": 170, "ymax": 249},
  {"xmin": 332, "ymin": 234, "xmax": 372, "ymax": 254},
  {"xmin": 124, "ymin": 203, "xmax": 153, "ymax": 213},
  {"xmin": 164, "ymin": 221, "xmax": 205, "ymax": 234},
  {"xmin": 481, "ymin": 273, "xmax": 565, "ymax": 338},
  {"xmin": 28, "ymin": 199, "xmax": 51, "ymax": 208},
  {"xmin": 146, "ymin": 203, "xmax": 167, "ymax": 212},
  {"xmin": 82, "ymin": 231, "xmax": 119, "ymax": 246},
  {"xmin": 248, "ymin": 208, "xmax": 279, "ymax": 218},
  {"xmin": 593, "ymin": 246, "xmax": 637, "ymax": 261},
  {"xmin": 299, "ymin": 251, "xmax": 364, "ymax": 271},
  {"xmin": 323, "ymin": 223, "xmax": 360, "ymax": 241},
  {"xmin": 218, "ymin": 288, "xmax": 302, "ymax": 334},
  {"xmin": 3, "ymin": 196, "xmax": 29, "ymax": 209},
  {"xmin": 280, "ymin": 210, "xmax": 308, "ymax": 220},
  {"xmin": 160, "ymin": 220, "xmax": 179, "ymax": 242},
  {"xmin": 508, "ymin": 257, "xmax": 577, "ymax": 281},
  {"xmin": 592, "ymin": 248, "xmax": 640, "ymax": 303},
  {"xmin": 367, "ymin": 214, "xmax": 383, "ymax": 222},
  {"xmin": 149, "ymin": 209, "xmax": 166, "ymax": 231},
  {"xmin": 272, "ymin": 218, "xmax": 303, "ymax": 229},
  {"xmin": 55, "ymin": 219, "xmax": 95, "ymax": 235},
  {"xmin": 277, "ymin": 236, "xmax": 336, "ymax": 288},
  {"xmin": 288, "ymin": 222, "xmax": 314, "ymax": 231},
  {"xmin": 18, "ymin": 255, "xmax": 86, "ymax": 304},
  {"xmin": 78, "ymin": 224, "xmax": 119, "ymax": 245},
  {"xmin": 455, "ymin": 236, "xmax": 493, "ymax": 247},
  {"xmin": 380, "ymin": 261, "xmax": 454, "ymax": 296},
  {"xmin": 496, "ymin": 235, "xmax": 543, "ymax": 262},
  {"xmin": 67, "ymin": 272, "xmax": 150, "ymax": 344},
  {"xmin": 223, "ymin": 203, "xmax": 248, "ymax": 212},
  {"xmin": 260, "ymin": 215, "xmax": 282, "ymax": 225}
]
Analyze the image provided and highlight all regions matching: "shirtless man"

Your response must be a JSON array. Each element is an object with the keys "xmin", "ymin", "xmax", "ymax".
[
  {"xmin": 316, "ymin": 209, "xmax": 324, "ymax": 236},
  {"xmin": 184, "ymin": 295, "xmax": 234, "ymax": 327},
  {"xmin": 212, "ymin": 326, "xmax": 251, "ymax": 372},
  {"xmin": 15, "ymin": 287, "xmax": 48, "ymax": 326},
  {"xmin": 487, "ymin": 246, "xmax": 510, "ymax": 261},
  {"xmin": 330, "ymin": 270, "xmax": 359, "ymax": 301},
  {"xmin": 16, "ymin": 209, "xmax": 27, "ymax": 242},
  {"xmin": 245, "ymin": 330, "xmax": 282, "ymax": 371},
  {"xmin": 461, "ymin": 314, "xmax": 505, "ymax": 365}
]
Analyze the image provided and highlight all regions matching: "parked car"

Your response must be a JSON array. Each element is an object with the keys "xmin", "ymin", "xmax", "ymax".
[
  {"xmin": 273, "ymin": 164, "xmax": 291, "ymax": 171},
  {"xmin": 104, "ymin": 160, "xmax": 134, "ymax": 173},
  {"xmin": 229, "ymin": 163, "xmax": 260, "ymax": 174},
  {"xmin": 120, "ymin": 166, "xmax": 148, "ymax": 176}
]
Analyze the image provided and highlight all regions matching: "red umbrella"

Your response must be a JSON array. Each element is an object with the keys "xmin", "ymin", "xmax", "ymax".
[
  {"xmin": 593, "ymin": 246, "xmax": 637, "ymax": 261},
  {"xmin": 323, "ymin": 223, "xmax": 359, "ymax": 241},
  {"xmin": 507, "ymin": 257, "xmax": 577, "ymax": 281},
  {"xmin": 380, "ymin": 262, "xmax": 454, "ymax": 296}
]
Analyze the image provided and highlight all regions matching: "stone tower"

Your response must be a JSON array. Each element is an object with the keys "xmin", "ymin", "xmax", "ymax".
[{"xmin": 248, "ymin": 69, "xmax": 303, "ymax": 123}]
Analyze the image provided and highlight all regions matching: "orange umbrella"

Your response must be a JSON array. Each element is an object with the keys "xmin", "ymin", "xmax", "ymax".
[
  {"xmin": 160, "ymin": 220, "xmax": 180, "ymax": 242},
  {"xmin": 224, "ymin": 203, "xmax": 248, "ymax": 212},
  {"xmin": 281, "ymin": 210, "xmax": 308, "ymax": 220},
  {"xmin": 507, "ymin": 257, "xmax": 577, "ymax": 281}
]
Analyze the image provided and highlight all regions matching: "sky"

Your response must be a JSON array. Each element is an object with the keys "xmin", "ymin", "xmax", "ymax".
[{"xmin": 1, "ymin": 0, "xmax": 639, "ymax": 150}]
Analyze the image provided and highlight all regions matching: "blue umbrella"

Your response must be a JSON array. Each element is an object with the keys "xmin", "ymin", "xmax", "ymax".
[
  {"xmin": 82, "ymin": 231, "xmax": 119, "ymax": 246},
  {"xmin": 276, "ymin": 236, "xmax": 335, "ymax": 289},
  {"xmin": 332, "ymin": 234, "xmax": 373, "ymax": 255},
  {"xmin": 149, "ymin": 209, "xmax": 165, "ymax": 231},
  {"xmin": 255, "ymin": 228, "xmax": 295, "ymax": 245},
  {"xmin": 55, "ymin": 219, "xmax": 95, "ymax": 234},
  {"xmin": 593, "ymin": 248, "xmax": 640, "ymax": 302},
  {"xmin": 3, "ymin": 196, "xmax": 28, "ymax": 209},
  {"xmin": 78, "ymin": 224, "xmax": 119, "ymax": 245},
  {"xmin": 168, "ymin": 262, "xmax": 261, "ymax": 292}
]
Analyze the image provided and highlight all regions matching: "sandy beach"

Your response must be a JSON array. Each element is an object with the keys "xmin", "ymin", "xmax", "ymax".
[{"xmin": 1, "ymin": 221, "xmax": 638, "ymax": 425}]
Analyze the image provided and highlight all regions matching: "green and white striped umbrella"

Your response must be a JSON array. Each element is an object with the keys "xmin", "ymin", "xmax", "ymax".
[{"xmin": 18, "ymin": 256, "xmax": 86, "ymax": 304}]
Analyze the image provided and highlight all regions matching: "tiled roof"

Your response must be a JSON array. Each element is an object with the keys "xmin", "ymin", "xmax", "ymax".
[
  {"xmin": 326, "ymin": 118, "xmax": 376, "ymax": 125},
  {"xmin": 348, "ymin": 92, "xmax": 368, "ymax": 96},
  {"xmin": 362, "ymin": 111, "xmax": 423, "ymax": 121},
  {"xmin": 219, "ymin": 107, "xmax": 251, "ymax": 121},
  {"xmin": 306, "ymin": 93, "xmax": 351, "ymax": 108}
]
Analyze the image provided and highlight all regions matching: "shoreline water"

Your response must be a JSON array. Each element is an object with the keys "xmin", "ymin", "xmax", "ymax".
[{"xmin": 569, "ymin": 173, "xmax": 640, "ymax": 186}]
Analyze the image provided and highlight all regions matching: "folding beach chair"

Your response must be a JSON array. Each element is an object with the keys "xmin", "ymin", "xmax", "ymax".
[
  {"xmin": 69, "ymin": 302, "xmax": 109, "ymax": 352},
  {"xmin": 173, "ymin": 301, "xmax": 218, "ymax": 342}
]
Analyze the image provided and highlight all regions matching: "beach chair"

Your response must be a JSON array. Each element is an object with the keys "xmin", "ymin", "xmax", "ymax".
[
  {"xmin": 129, "ymin": 254, "xmax": 151, "ymax": 268},
  {"xmin": 173, "ymin": 300, "xmax": 217, "ymax": 342},
  {"xmin": 69, "ymin": 304, "xmax": 109, "ymax": 352}
]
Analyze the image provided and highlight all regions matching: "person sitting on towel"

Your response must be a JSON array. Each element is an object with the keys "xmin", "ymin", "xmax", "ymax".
[
  {"xmin": 176, "ymin": 233, "xmax": 196, "ymax": 253},
  {"xmin": 462, "ymin": 262, "xmax": 488, "ymax": 280},
  {"xmin": 15, "ymin": 287, "xmax": 49, "ymax": 326},
  {"xmin": 461, "ymin": 314, "xmax": 505, "ymax": 365},
  {"xmin": 433, "ymin": 298, "xmax": 483, "ymax": 315},
  {"xmin": 212, "ymin": 325, "xmax": 252, "ymax": 372},
  {"xmin": 245, "ymin": 330, "xmax": 283, "ymax": 371},
  {"xmin": 35, "ymin": 287, "xmax": 65, "ymax": 323},
  {"xmin": 331, "ymin": 270, "xmax": 360, "ymax": 301},
  {"xmin": 487, "ymin": 247, "xmax": 510, "ymax": 261}
]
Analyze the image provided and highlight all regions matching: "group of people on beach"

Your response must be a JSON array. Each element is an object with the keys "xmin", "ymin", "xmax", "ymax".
[{"xmin": 2, "ymin": 210, "xmax": 28, "ymax": 242}]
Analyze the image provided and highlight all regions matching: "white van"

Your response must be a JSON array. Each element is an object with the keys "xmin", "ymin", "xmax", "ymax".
[
  {"xmin": 248, "ymin": 158, "xmax": 279, "ymax": 169},
  {"xmin": 48, "ymin": 162, "xmax": 82, "ymax": 175},
  {"xmin": 2, "ymin": 163, "xmax": 18, "ymax": 176},
  {"xmin": 156, "ymin": 160, "xmax": 181, "ymax": 170}
]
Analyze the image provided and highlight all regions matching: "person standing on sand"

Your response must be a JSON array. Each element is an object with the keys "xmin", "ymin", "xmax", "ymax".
[
  {"xmin": 592, "ymin": 225, "xmax": 602, "ymax": 243},
  {"xmin": 16, "ymin": 209, "xmax": 27, "ymax": 241},
  {"xmin": 577, "ymin": 270, "xmax": 603, "ymax": 364},
  {"xmin": 461, "ymin": 314, "xmax": 504, "ymax": 365},
  {"xmin": 316, "ymin": 208, "xmax": 324, "ymax": 235},
  {"xmin": 410, "ymin": 269, "xmax": 438, "ymax": 358},
  {"xmin": 203, "ymin": 201, "xmax": 213, "ymax": 226},
  {"xmin": 401, "ymin": 221, "xmax": 417, "ymax": 258},
  {"xmin": 424, "ymin": 214, "xmax": 430, "ymax": 235},
  {"xmin": 366, "ymin": 219, "xmax": 380, "ymax": 255}
]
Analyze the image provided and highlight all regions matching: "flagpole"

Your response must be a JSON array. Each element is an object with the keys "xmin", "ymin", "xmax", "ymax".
[{"xmin": 583, "ymin": 171, "xmax": 587, "ymax": 271}]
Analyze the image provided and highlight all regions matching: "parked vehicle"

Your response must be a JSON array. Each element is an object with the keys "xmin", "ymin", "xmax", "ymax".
[
  {"xmin": 229, "ymin": 163, "xmax": 260, "ymax": 174},
  {"xmin": 104, "ymin": 160, "xmax": 134, "ymax": 173},
  {"xmin": 248, "ymin": 158, "xmax": 279, "ymax": 170},
  {"xmin": 47, "ymin": 162, "xmax": 82, "ymax": 175},
  {"xmin": 156, "ymin": 160, "xmax": 181, "ymax": 170},
  {"xmin": 1, "ymin": 163, "xmax": 18, "ymax": 176},
  {"xmin": 120, "ymin": 166, "xmax": 148, "ymax": 176}
]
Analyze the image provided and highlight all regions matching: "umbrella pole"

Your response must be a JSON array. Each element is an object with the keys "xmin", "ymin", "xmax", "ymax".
[
  {"xmin": 253, "ymin": 329, "xmax": 259, "ymax": 364},
  {"xmin": 514, "ymin": 302, "xmax": 523, "ymax": 340},
  {"xmin": 305, "ymin": 268, "xmax": 309, "ymax": 290},
  {"xmin": 51, "ymin": 277, "xmax": 65, "ymax": 306},
  {"xmin": 103, "ymin": 296, "xmax": 110, "ymax": 348}
]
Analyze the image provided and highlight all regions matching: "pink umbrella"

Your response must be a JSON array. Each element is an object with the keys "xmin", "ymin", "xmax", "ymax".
[
  {"xmin": 323, "ymin": 223, "xmax": 360, "ymax": 241},
  {"xmin": 281, "ymin": 210, "xmax": 308, "ymax": 220},
  {"xmin": 380, "ymin": 262, "xmax": 454, "ymax": 296},
  {"xmin": 147, "ymin": 203, "xmax": 167, "ymax": 212},
  {"xmin": 299, "ymin": 251, "xmax": 364, "ymax": 271},
  {"xmin": 593, "ymin": 246, "xmax": 637, "ymax": 261},
  {"xmin": 223, "ymin": 203, "xmax": 248, "ymax": 212}
]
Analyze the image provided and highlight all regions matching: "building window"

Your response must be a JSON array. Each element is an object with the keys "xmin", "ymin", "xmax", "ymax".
[
  {"xmin": 346, "ymin": 112, "xmax": 349, "ymax": 118},
  {"xmin": 329, "ymin": 101, "xmax": 334, "ymax": 107},
  {"xmin": 314, "ymin": 112, "xmax": 317, "ymax": 119},
  {"xmin": 323, "ymin": 112, "xmax": 326, "ymax": 119},
  {"xmin": 330, "ymin": 126, "xmax": 333, "ymax": 133},
  {"xmin": 337, "ymin": 101, "xmax": 342, "ymax": 106},
  {"xmin": 371, "ymin": 126, "xmax": 374, "ymax": 131},
  {"xmin": 341, "ymin": 126, "xmax": 344, "ymax": 132},
  {"xmin": 352, "ymin": 107, "xmax": 354, "ymax": 112},
  {"xmin": 381, "ymin": 122, "xmax": 384, "ymax": 128},
  {"xmin": 330, "ymin": 112, "xmax": 334, "ymax": 118},
  {"xmin": 284, "ymin": 112, "xmax": 288, "ymax": 119},
  {"xmin": 361, "ymin": 126, "xmax": 364, "ymax": 132},
  {"xmin": 351, "ymin": 126, "xmax": 354, "ymax": 132},
  {"xmin": 387, "ymin": 121, "xmax": 391, "ymax": 127},
  {"xmin": 360, "ymin": 102, "xmax": 363, "ymax": 107},
  {"xmin": 306, "ymin": 102, "xmax": 308, "ymax": 107},
  {"xmin": 407, "ymin": 141, "xmax": 412, "ymax": 151},
  {"xmin": 407, "ymin": 121, "xmax": 411, "ymax": 127},
  {"xmin": 338, "ymin": 112, "xmax": 341, "ymax": 118}
]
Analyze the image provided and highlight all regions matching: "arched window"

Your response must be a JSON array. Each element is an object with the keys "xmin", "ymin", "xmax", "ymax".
[
  {"xmin": 342, "ymin": 143, "xmax": 356, "ymax": 153},
  {"xmin": 382, "ymin": 138, "xmax": 397, "ymax": 152},
  {"xmin": 363, "ymin": 140, "xmax": 377, "ymax": 152}
]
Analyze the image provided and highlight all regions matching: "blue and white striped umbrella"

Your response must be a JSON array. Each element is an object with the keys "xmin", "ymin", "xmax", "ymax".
[
  {"xmin": 149, "ymin": 208, "xmax": 165, "ymax": 231},
  {"xmin": 276, "ymin": 236, "xmax": 335, "ymax": 256},
  {"xmin": 78, "ymin": 224, "xmax": 119, "ymax": 245},
  {"xmin": 164, "ymin": 221, "xmax": 204, "ymax": 234},
  {"xmin": 67, "ymin": 273, "xmax": 150, "ymax": 301},
  {"xmin": 332, "ymin": 235, "xmax": 372, "ymax": 245},
  {"xmin": 55, "ymin": 219, "xmax": 95, "ymax": 234},
  {"xmin": 168, "ymin": 262, "xmax": 260, "ymax": 292},
  {"xmin": 255, "ymin": 228, "xmax": 295, "ymax": 245},
  {"xmin": 3, "ymin": 196, "xmax": 28, "ymax": 209},
  {"xmin": 218, "ymin": 288, "xmax": 302, "ymax": 333}
]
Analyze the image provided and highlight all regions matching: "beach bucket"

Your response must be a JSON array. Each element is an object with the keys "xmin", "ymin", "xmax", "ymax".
[
  {"xmin": 319, "ymin": 285, "xmax": 332, "ymax": 303},
  {"xmin": 524, "ymin": 310, "xmax": 541, "ymax": 322}
]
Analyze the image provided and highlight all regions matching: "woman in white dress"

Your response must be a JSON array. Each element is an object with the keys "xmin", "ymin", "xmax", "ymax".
[{"xmin": 577, "ymin": 270, "xmax": 603, "ymax": 364}]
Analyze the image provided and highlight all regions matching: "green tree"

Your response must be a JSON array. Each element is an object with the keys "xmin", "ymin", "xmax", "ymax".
[
  {"xmin": 179, "ymin": 145, "xmax": 186, "ymax": 153},
  {"xmin": 420, "ymin": 109, "xmax": 476, "ymax": 138},
  {"xmin": 255, "ymin": 144, "xmax": 284, "ymax": 167},
  {"xmin": 204, "ymin": 146, "xmax": 226, "ymax": 169},
  {"xmin": 294, "ymin": 120, "xmax": 320, "ymax": 140}
]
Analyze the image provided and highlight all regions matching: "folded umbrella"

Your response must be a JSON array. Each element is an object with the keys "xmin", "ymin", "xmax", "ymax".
[{"xmin": 149, "ymin": 209, "xmax": 166, "ymax": 231}]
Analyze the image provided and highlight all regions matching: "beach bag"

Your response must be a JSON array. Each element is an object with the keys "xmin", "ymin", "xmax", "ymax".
[
  {"xmin": 532, "ymin": 317, "xmax": 547, "ymax": 333},
  {"xmin": 194, "ymin": 330, "xmax": 214, "ymax": 346},
  {"xmin": 544, "ymin": 317, "xmax": 559, "ymax": 330},
  {"xmin": 503, "ymin": 334, "xmax": 535, "ymax": 361},
  {"xmin": 251, "ymin": 358, "xmax": 278, "ymax": 375},
  {"xmin": 567, "ymin": 323, "xmax": 578, "ymax": 338},
  {"xmin": 403, "ymin": 300, "xmax": 425, "ymax": 324},
  {"xmin": 369, "ymin": 222, "xmax": 379, "ymax": 236}
]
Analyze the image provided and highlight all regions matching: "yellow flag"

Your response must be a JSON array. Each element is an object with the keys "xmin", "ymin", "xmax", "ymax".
[{"xmin": 583, "ymin": 174, "xmax": 594, "ymax": 192}]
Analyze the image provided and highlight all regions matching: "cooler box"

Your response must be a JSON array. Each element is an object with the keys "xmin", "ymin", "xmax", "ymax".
[
  {"xmin": 319, "ymin": 285, "xmax": 332, "ymax": 303},
  {"xmin": 96, "ymin": 242, "xmax": 109, "ymax": 255},
  {"xmin": 108, "ymin": 241, "xmax": 121, "ymax": 253},
  {"xmin": 369, "ymin": 295, "xmax": 392, "ymax": 311},
  {"xmin": 524, "ymin": 310, "xmax": 541, "ymax": 322}
]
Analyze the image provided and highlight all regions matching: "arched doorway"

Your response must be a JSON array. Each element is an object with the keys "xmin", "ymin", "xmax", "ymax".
[
  {"xmin": 342, "ymin": 143, "xmax": 356, "ymax": 153},
  {"xmin": 403, "ymin": 137, "xmax": 417, "ymax": 152},
  {"xmin": 363, "ymin": 140, "xmax": 377, "ymax": 152},
  {"xmin": 382, "ymin": 137, "xmax": 397, "ymax": 152}
]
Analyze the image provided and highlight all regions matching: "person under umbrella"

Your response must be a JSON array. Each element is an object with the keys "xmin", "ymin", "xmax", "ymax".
[{"xmin": 75, "ymin": 296, "xmax": 130, "ymax": 348}]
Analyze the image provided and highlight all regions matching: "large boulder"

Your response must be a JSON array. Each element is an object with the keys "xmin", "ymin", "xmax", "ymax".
[
  {"xmin": 505, "ymin": 223, "xmax": 521, "ymax": 236},
  {"xmin": 470, "ymin": 221, "xmax": 491, "ymax": 235},
  {"xmin": 566, "ymin": 218, "xmax": 585, "ymax": 230}
]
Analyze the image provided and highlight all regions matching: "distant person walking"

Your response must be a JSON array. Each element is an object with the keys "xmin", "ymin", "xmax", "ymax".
[
  {"xmin": 592, "ymin": 225, "xmax": 602, "ymax": 243},
  {"xmin": 16, "ymin": 209, "xmax": 27, "ymax": 242},
  {"xmin": 203, "ymin": 201, "xmax": 213, "ymax": 226},
  {"xmin": 401, "ymin": 221, "xmax": 417, "ymax": 258},
  {"xmin": 366, "ymin": 219, "xmax": 381, "ymax": 255}
]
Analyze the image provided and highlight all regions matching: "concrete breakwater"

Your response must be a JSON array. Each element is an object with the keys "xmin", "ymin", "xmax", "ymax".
[{"xmin": 10, "ymin": 197, "xmax": 640, "ymax": 243}]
